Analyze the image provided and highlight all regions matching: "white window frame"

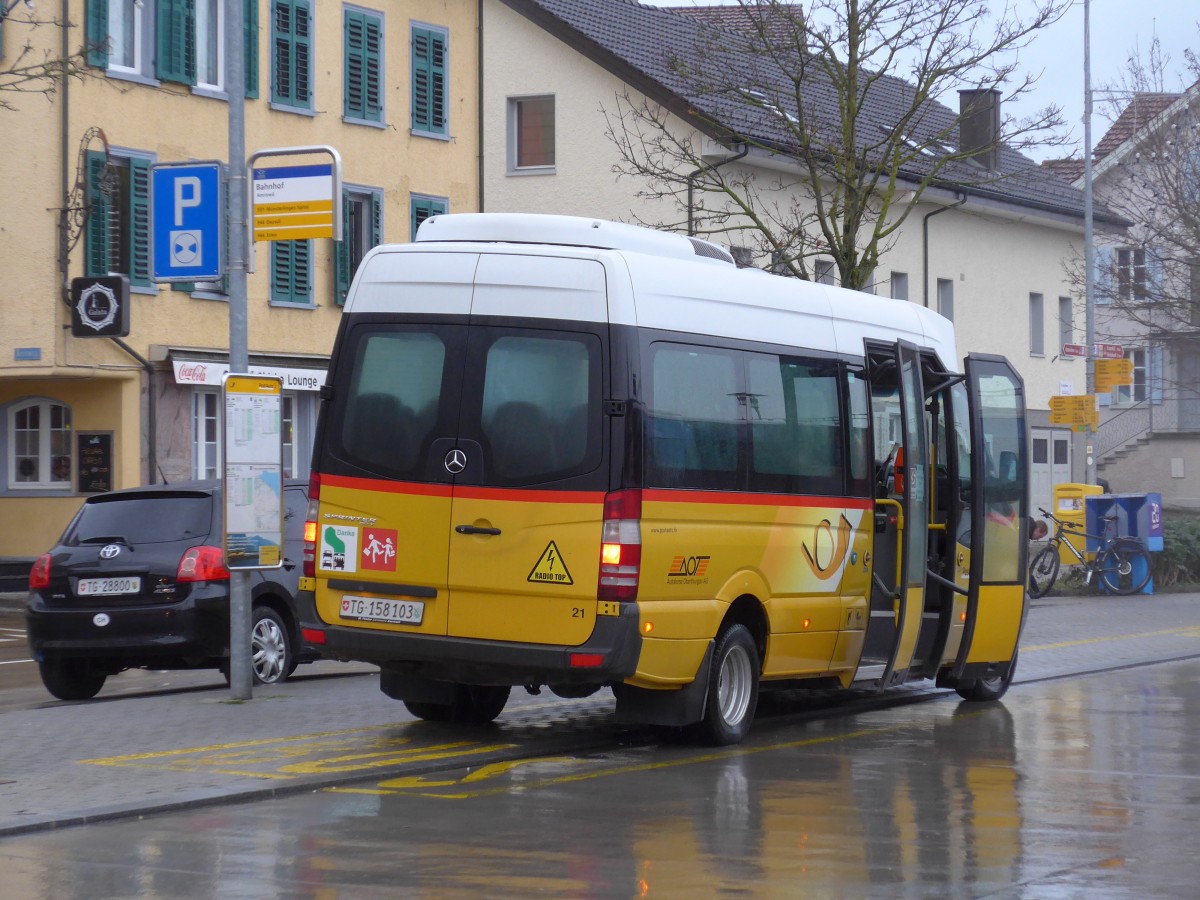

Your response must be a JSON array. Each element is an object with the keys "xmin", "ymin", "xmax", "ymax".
[
  {"xmin": 1114, "ymin": 348, "xmax": 1148, "ymax": 406},
  {"xmin": 1116, "ymin": 247, "xmax": 1147, "ymax": 303},
  {"xmin": 1058, "ymin": 296, "xmax": 1074, "ymax": 359},
  {"xmin": 106, "ymin": 0, "xmax": 151, "ymax": 78},
  {"xmin": 1029, "ymin": 292, "xmax": 1044, "ymax": 356},
  {"xmin": 6, "ymin": 399, "xmax": 73, "ymax": 491},
  {"xmin": 507, "ymin": 94, "xmax": 556, "ymax": 174},
  {"xmin": 196, "ymin": 0, "xmax": 225, "ymax": 91},
  {"xmin": 193, "ymin": 390, "xmax": 221, "ymax": 480}
]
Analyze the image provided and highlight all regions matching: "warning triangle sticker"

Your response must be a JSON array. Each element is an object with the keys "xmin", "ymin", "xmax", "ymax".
[{"xmin": 528, "ymin": 541, "xmax": 574, "ymax": 585}]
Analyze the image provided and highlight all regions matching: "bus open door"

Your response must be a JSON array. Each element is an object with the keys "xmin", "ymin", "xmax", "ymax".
[{"xmin": 943, "ymin": 353, "xmax": 1028, "ymax": 700}]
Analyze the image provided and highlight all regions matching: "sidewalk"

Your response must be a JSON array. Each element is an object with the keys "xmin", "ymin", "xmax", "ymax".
[{"xmin": 2, "ymin": 590, "xmax": 1198, "ymax": 838}]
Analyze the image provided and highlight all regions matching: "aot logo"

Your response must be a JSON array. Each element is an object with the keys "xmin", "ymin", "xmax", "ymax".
[{"xmin": 668, "ymin": 555, "xmax": 710, "ymax": 583}]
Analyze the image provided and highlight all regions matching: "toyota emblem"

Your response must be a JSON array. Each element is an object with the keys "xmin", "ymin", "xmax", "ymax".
[
  {"xmin": 444, "ymin": 448, "xmax": 467, "ymax": 474},
  {"xmin": 99, "ymin": 544, "xmax": 122, "ymax": 559}
]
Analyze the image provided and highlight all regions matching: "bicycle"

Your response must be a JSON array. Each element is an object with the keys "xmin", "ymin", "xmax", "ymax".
[{"xmin": 1027, "ymin": 507, "xmax": 1153, "ymax": 598}]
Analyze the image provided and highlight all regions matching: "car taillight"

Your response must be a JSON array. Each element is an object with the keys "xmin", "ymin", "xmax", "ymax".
[
  {"xmin": 598, "ymin": 489, "xmax": 641, "ymax": 602},
  {"xmin": 177, "ymin": 546, "xmax": 230, "ymax": 583},
  {"xmin": 30, "ymin": 554, "xmax": 52, "ymax": 590},
  {"xmin": 303, "ymin": 472, "xmax": 321, "ymax": 578}
]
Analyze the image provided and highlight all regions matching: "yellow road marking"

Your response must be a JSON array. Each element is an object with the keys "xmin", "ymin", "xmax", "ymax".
[{"xmin": 1022, "ymin": 625, "xmax": 1200, "ymax": 653}]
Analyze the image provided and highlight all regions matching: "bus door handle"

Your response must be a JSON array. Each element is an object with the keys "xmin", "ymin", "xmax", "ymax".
[{"xmin": 456, "ymin": 525, "xmax": 501, "ymax": 536}]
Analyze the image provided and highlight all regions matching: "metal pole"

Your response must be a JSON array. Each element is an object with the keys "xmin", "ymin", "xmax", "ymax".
[
  {"xmin": 227, "ymin": 0, "xmax": 252, "ymax": 700},
  {"xmin": 1083, "ymin": 0, "xmax": 1097, "ymax": 485}
]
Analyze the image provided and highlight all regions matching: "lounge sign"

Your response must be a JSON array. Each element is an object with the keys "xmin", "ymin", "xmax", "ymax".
[{"xmin": 70, "ymin": 276, "xmax": 130, "ymax": 338}]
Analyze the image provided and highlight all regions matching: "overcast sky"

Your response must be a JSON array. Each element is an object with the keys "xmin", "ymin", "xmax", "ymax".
[{"xmin": 642, "ymin": 0, "xmax": 1200, "ymax": 160}]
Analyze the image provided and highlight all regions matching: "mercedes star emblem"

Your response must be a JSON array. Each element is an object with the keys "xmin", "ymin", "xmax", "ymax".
[
  {"xmin": 444, "ymin": 448, "xmax": 467, "ymax": 474},
  {"xmin": 99, "ymin": 544, "xmax": 122, "ymax": 559}
]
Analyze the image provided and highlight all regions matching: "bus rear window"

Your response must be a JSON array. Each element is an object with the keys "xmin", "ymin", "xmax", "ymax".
[{"xmin": 341, "ymin": 331, "xmax": 447, "ymax": 476}]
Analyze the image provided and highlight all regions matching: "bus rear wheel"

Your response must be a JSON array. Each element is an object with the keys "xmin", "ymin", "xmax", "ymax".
[
  {"xmin": 956, "ymin": 650, "xmax": 1018, "ymax": 702},
  {"xmin": 689, "ymin": 623, "xmax": 760, "ymax": 746}
]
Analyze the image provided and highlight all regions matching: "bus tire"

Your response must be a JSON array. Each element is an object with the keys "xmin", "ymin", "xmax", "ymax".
[
  {"xmin": 690, "ymin": 623, "xmax": 759, "ymax": 746},
  {"xmin": 1027, "ymin": 546, "xmax": 1059, "ymax": 598},
  {"xmin": 956, "ymin": 650, "xmax": 1018, "ymax": 702}
]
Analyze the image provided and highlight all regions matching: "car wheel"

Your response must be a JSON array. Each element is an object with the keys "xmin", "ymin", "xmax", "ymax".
[
  {"xmin": 251, "ymin": 606, "xmax": 293, "ymax": 685},
  {"xmin": 38, "ymin": 658, "xmax": 107, "ymax": 701},
  {"xmin": 956, "ymin": 650, "xmax": 1018, "ymax": 702}
]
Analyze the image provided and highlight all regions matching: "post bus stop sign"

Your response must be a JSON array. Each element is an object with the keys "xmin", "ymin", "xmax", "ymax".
[{"xmin": 151, "ymin": 162, "xmax": 224, "ymax": 282}]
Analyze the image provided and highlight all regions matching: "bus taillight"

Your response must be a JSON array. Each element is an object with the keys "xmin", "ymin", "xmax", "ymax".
[
  {"xmin": 303, "ymin": 472, "xmax": 321, "ymax": 578},
  {"xmin": 598, "ymin": 489, "xmax": 641, "ymax": 602}
]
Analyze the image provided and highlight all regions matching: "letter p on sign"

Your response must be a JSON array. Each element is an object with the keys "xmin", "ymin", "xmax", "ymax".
[{"xmin": 174, "ymin": 176, "xmax": 202, "ymax": 226}]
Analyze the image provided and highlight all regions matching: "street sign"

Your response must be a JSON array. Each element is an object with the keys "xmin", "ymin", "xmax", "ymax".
[
  {"xmin": 1093, "ymin": 342, "xmax": 1124, "ymax": 359},
  {"xmin": 1094, "ymin": 358, "xmax": 1134, "ymax": 392},
  {"xmin": 222, "ymin": 374, "xmax": 284, "ymax": 571},
  {"xmin": 1061, "ymin": 343, "xmax": 1087, "ymax": 357},
  {"xmin": 252, "ymin": 163, "xmax": 335, "ymax": 242},
  {"xmin": 1048, "ymin": 394, "xmax": 1099, "ymax": 427},
  {"xmin": 151, "ymin": 161, "xmax": 224, "ymax": 283}
]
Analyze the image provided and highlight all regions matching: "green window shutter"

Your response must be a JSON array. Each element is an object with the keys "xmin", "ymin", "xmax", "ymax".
[
  {"xmin": 245, "ymin": 0, "xmax": 259, "ymax": 99},
  {"xmin": 410, "ymin": 196, "xmax": 446, "ymax": 240},
  {"xmin": 370, "ymin": 191, "xmax": 382, "ymax": 246},
  {"xmin": 86, "ymin": 0, "xmax": 109, "ymax": 68},
  {"xmin": 411, "ymin": 27, "xmax": 447, "ymax": 135},
  {"xmin": 272, "ymin": 239, "xmax": 311, "ymax": 303},
  {"xmin": 334, "ymin": 191, "xmax": 351, "ymax": 305},
  {"xmin": 84, "ymin": 151, "xmax": 110, "ymax": 277},
  {"xmin": 343, "ymin": 11, "xmax": 381, "ymax": 122},
  {"xmin": 272, "ymin": 0, "xmax": 311, "ymax": 107},
  {"xmin": 156, "ymin": 0, "xmax": 197, "ymax": 85},
  {"xmin": 129, "ymin": 157, "xmax": 152, "ymax": 287},
  {"xmin": 174, "ymin": 283, "xmax": 197, "ymax": 293}
]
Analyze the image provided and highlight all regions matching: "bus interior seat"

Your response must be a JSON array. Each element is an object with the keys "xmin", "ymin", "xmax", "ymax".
[
  {"xmin": 347, "ymin": 393, "xmax": 415, "ymax": 471},
  {"xmin": 487, "ymin": 401, "xmax": 559, "ymax": 478}
]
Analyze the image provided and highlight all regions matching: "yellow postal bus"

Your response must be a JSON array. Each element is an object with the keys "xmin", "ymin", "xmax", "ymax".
[{"xmin": 298, "ymin": 213, "xmax": 1028, "ymax": 745}]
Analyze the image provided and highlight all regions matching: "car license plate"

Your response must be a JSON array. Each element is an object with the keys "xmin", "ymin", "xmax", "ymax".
[
  {"xmin": 77, "ymin": 577, "xmax": 141, "ymax": 596},
  {"xmin": 340, "ymin": 595, "xmax": 424, "ymax": 625}
]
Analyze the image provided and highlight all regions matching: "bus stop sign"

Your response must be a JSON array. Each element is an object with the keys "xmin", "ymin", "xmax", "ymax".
[{"xmin": 151, "ymin": 162, "xmax": 224, "ymax": 282}]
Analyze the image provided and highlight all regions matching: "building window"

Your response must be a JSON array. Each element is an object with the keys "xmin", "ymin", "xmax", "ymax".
[
  {"xmin": 814, "ymin": 259, "xmax": 835, "ymax": 285},
  {"xmin": 87, "ymin": 0, "xmax": 150, "ymax": 75},
  {"xmin": 193, "ymin": 391, "xmax": 220, "ymax": 479},
  {"xmin": 890, "ymin": 271, "xmax": 908, "ymax": 301},
  {"xmin": 937, "ymin": 278, "xmax": 954, "ymax": 321},
  {"xmin": 344, "ymin": 7, "xmax": 383, "ymax": 124},
  {"xmin": 1116, "ymin": 247, "xmax": 1146, "ymax": 303},
  {"xmin": 1058, "ymin": 296, "xmax": 1074, "ymax": 355},
  {"xmin": 1114, "ymin": 348, "xmax": 1147, "ymax": 406},
  {"xmin": 411, "ymin": 23, "xmax": 448, "ymax": 137},
  {"xmin": 410, "ymin": 193, "xmax": 447, "ymax": 240},
  {"xmin": 272, "ymin": 0, "xmax": 312, "ymax": 109},
  {"xmin": 1029, "ymin": 292, "xmax": 1044, "ymax": 355},
  {"xmin": 85, "ymin": 150, "xmax": 152, "ymax": 288},
  {"xmin": 196, "ymin": 0, "xmax": 224, "ymax": 90},
  {"xmin": 335, "ymin": 187, "xmax": 382, "ymax": 305},
  {"xmin": 8, "ymin": 400, "xmax": 73, "ymax": 490},
  {"xmin": 508, "ymin": 95, "xmax": 555, "ymax": 171}
]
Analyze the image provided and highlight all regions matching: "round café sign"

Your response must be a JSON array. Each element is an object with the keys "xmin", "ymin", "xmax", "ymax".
[{"xmin": 76, "ymin": 281, "xmax": 118, "ymax": 332}]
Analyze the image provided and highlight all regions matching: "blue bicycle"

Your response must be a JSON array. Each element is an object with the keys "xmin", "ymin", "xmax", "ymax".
[{"xmin": 1028, "ymin": 507, "xmax": 1152, "ymax": 598}]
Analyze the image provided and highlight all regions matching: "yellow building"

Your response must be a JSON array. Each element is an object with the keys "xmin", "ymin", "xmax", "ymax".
[{"xmin": 0, "ymin": 0, "xmax": 480, "ymax": 575}]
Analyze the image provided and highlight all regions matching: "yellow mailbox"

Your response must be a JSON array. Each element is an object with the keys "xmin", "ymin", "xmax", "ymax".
[{"xmin": 1052, "ymin": 482, "xmax": 1104, "ymax": 563}]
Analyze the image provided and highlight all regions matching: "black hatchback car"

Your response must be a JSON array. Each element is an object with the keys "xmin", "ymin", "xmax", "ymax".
[{"xmin": 25, "ymin": 480, "xmax": 314, "ymax": 700}]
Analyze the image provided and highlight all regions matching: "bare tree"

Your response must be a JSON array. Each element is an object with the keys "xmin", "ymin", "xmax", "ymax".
[
  {"xmin": 0, "ymin": 5, "xmax": 91, "ymax": 111},
  {"xmin": 604, "ymin": 0, "xmax": 1071, "ymax": 287}
]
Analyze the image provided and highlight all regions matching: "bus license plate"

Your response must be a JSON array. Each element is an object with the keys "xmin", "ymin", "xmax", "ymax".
[
  {"xmin": 340, "ymin": 595, "xmax": 424, "ymax": 626},
  {"xmin": 77, "ymin": 577, "xmax": 141, "ymax": 596}
]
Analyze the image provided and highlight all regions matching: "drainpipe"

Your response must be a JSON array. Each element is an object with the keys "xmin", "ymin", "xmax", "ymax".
[
  {"xmin": 922, "ymin": 192, "xmax": 966, "ymax": 307},
  {"xmin": 687, "ymin": 141, "xmax": 749, "ymax": 236}
]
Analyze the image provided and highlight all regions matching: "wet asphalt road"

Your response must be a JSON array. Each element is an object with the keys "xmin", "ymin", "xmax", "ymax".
[{"xmin": 2, "ymin": 594, "xmax": 1200, "ymax": 897}]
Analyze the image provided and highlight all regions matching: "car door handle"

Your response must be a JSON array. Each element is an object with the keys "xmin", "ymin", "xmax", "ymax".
[{"xmin": 455, "ymin": 525, "xmax": 501, "ymax": 536}]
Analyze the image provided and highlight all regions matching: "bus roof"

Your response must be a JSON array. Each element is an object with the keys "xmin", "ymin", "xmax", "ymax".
[{"xmin": 356, "ymin": 213, "xmax": 958, "ymax": 370}]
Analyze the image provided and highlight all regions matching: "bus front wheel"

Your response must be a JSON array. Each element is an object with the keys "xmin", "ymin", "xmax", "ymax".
[
  {"xmin": 689, "ymin": 623, "xmax": 760, "ymax": 746},
  {"xmin": 956, "ymin": 650, "xmax": 1018, "ymax": 702}
]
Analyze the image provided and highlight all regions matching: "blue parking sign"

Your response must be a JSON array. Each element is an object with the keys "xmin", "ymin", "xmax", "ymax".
[{"xmin": 151, "ymin": 162, "xmax": 224, "ymax": 282}]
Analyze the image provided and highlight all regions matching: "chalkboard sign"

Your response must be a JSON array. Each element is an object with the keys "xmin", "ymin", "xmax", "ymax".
[{"xmin": 77, "ymin": 432, "xmax": 113, "ymax": 493}]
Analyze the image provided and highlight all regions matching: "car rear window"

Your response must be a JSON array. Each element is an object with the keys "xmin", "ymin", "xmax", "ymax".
[{"xmin": 68, "ymin": 493, "xmax": 214, "ymax": 545}]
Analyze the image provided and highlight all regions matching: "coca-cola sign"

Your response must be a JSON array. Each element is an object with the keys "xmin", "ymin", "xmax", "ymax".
[{"xmin": 173, "ymin": 361, "xmax": 226, "ymax": 385}]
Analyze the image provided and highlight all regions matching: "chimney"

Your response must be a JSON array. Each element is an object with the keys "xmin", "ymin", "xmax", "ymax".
[{"xmin": 958, "ymin": 89, "xmax": 1001, "ymax": 169}]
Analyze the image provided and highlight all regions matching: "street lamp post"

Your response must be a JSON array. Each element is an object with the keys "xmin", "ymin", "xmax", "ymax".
[{"xmin": 1082, "ymin": 0, "xmax": 1097, "ymax": 485}]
